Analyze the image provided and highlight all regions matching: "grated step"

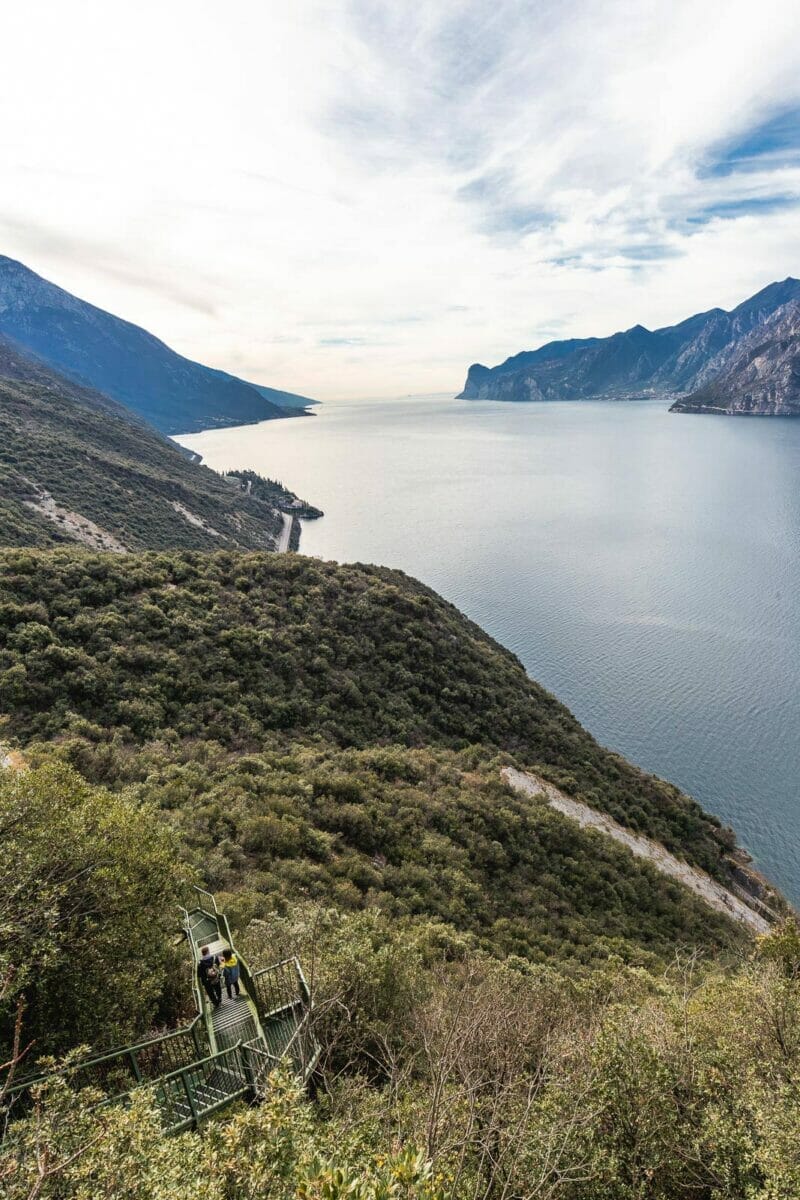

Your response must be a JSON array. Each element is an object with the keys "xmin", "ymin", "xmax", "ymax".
[{"xmin": 194, "ymin": 1085, "xmax": 229, "ymax": 1109}]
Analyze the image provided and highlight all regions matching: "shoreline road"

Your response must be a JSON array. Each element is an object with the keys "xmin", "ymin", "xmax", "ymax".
[{"xmin": 276, "ymin": 512, "xmax": 293, "ymax": 552}]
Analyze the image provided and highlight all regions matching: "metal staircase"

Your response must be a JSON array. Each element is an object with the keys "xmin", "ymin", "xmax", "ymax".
[
  {"xmin": 3, "ymin": 889, "xmax": 319, "ymax": 1136},
  {"xmin": 184, "ymin": 888, "xmax": 269, "ymax": 1056}
]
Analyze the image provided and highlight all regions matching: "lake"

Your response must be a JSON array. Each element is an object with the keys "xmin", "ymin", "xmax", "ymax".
[{"xmin": 179, "ymin": 395, "xmax": 800, "ymax": 905}]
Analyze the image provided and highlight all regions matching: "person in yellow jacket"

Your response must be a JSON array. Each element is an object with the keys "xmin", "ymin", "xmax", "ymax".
[{"xmin": 221, "ymin": 948, "xmax": 241, "ymax": 1000}]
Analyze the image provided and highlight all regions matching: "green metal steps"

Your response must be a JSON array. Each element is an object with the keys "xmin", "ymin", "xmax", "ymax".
[
  {"xmin": 3, "ymin": 890, "xmax": 319, "ymax": 1139},
  {"xmin": 211, "ymin": 997, "xmax": 260, "ymax": 1051},
  {"xmin": 150, "ymin": 1047, "xmax": 251, "ymax": 1133}
]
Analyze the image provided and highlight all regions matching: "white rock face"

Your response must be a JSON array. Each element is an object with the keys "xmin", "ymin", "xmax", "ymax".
[
  {"xmin": 23, "ymin": 485, "xmax": 128, "ymax": 552},
  {"xmin": 501, "ymin": 766, "xmax": 772, "ymax": 934},
  {"xmin": 672, "ymin": 300, "xmax": 800, "ymax": 416}
]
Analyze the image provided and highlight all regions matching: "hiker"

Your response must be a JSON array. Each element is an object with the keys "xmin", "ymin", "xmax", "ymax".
[
  {"xmin": 221, "ymin": 947, "xmax": 241, "ymax": 1000},
  {"xmin": 197, "ymin": 946, "xmax": 222, "ymax": 1008}
]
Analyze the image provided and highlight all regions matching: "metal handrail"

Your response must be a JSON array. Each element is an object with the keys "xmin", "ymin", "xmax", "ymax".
[
  {"xmin": 154, "ymin": 1042, "xmax": 241, "ymax": 1087},
  {"xmin": 243, "ymin": 1036, "xmax": 281, "ymax": 1066},
  {"xmin": 216, "ymin": 906, "xmax": 235, "ymax": 948},
  {"xmin": 242, "ymin": 1037, "xmax": 281, "ymax": 1097},
  {"xmin": 180, "ymin": 904, "xmax": 207, "ymax": 1017},
  {"xmin": 3, "ymin": 892, "xmax": 315, "ymax": 1135},
  {"xmin": 192, "ymin": 885, "xmax": 219, "ymax": 915},
  {"xmin": 250, "ymin": 956, "xmax": 309, "ymax": 1023},
  {"xmin": 147, "ymin": 1043, "xmax": 251, "ymax": 1134},
  {"xmin": 252, "ymin": 955, "xmax": 302, "ymax": 978},
  {"xmin": 5, "ymin": 1015, "xmax": 206, "ymax": 1101}
]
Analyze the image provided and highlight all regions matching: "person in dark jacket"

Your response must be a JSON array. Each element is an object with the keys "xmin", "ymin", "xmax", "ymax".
[{"xmin": 197, "ymin": 945, "xmax": 222, "ymax": 1007}]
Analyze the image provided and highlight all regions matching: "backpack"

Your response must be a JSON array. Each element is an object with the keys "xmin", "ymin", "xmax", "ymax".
[{"xmin": 202, "ymin": 956, "xmax": 219, "ymax": 983}]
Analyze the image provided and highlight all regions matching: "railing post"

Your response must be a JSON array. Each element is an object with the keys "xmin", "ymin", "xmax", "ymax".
[
  {"xmin": 182, "ymin": 1070, "xmax": 199, "ymax": 1128},
  {"xmin": 295, "ymin": 958, "xmax": 311, "ymax": 1004},
  {"xmin": 155, "ymin": 1079, "xmax": 170, "ymax": 1130},
  {"xmin": 128, "ymin": 1050, "xmax": 142, "ymax": 1084},
  {"xmin": 243, "ymin": 1044, "xmax": 257, "ymax": 1094},
  {"xmin": 234, "ymin": 1045, "xmax": 245, "ymax": 1092}
]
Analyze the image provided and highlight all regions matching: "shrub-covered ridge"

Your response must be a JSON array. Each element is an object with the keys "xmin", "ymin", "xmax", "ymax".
[
  {"xmin": 0, "ymin": 337, "xmax": 299, "ymax": 551},
  {"xmin": 0, "ymin": 548, "xmax": 739, "ymax": 882}
]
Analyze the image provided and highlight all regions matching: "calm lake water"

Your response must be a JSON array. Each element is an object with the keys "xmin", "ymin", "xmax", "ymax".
[{"xmin": 179, "ymin": 396, "xmax": 800, "ymax": 905}]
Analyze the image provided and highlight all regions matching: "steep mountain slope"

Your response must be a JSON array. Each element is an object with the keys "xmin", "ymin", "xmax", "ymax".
[
  {"xmin": 2, "ymin": 550, "xmax": 792, "ymax": 1196},
  {"xmin": 0, "ymin": 256, "xmax": 315, "ymax": 433},
  {"xmin": 459, "ymin": 278, "xmax": 800, "ymax": 406},
  {"xmin": 0, "ymin": 548, "xmax": 778, "ymax": 932},
  {"xmin": 251, "ymin": 382, "xmax": 319, "ymax": 410},
  {"xmin": 0, "ymin": 335, "xmax": 305, "ymax": 551},
  {"xmin": 671, "ymin": 301, "xmax": 800, "ymax": 416}
]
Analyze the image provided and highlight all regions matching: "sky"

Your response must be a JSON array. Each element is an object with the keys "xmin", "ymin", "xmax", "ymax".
[{"xmin": 1, "ymin": 0, "xmax": 800, "ymax": 400}]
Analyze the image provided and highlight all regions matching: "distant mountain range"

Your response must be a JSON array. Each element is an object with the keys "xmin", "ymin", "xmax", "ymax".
[
  {"xmin": 459, "ymin": 278, "xmax": 800, "ymax": 416},
  {"xmin": 0, "ymin": 256, "xmax": 316, "ymax": 434},
  {"xmin": 0, "ymin": 333, "xmax": 307, "ymax": 552}
]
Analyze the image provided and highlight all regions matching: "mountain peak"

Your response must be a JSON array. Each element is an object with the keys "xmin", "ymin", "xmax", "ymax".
[
  {"xmin": 0, "ymin": 254, "xmax": 83, "ymax": 317},
  {"xmin": 0, "ymin": 255, "xmax": 315, "ymax": 433},
  {"xmin": 458, "ymin": 278, "xmax": 800, "ymax": 407},
  {"xmin": 0, "ymin": 255, "xmax": 52, "ymax": 284},
  {"xmin": 731, "ymin": 276, "xmax": 800, "ymax": 318}
]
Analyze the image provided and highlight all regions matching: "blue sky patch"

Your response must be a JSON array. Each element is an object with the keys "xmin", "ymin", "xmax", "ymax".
[{"xmin": 703, "ymin": 105, "xmax": 800, "ymax": 177}]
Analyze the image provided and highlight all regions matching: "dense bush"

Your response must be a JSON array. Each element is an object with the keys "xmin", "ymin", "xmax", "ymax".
[
  {"xmin": 3, "ymin": 910, "xmax": 800, "ymax": 1200},
  {"xmin": 0, "ymin": 763, "xmax": 183, "ymax": 1059},
  {"xmin": 0, "ymin": 543, "xmax": 793, "ymax": 1198},
  {"xmin": 31, "ymin": 738, "xmax": 737, "ymax": 964},
  {"xmin": 1, "ymin": 1071, "xmax": 449, "ymax": 1200},
  {"xmin": 0, "ymin": 548, "xmax": 738, "ymax": 883}
]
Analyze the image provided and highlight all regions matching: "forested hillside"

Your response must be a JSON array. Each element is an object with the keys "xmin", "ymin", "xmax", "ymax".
[
  {"xmin": 0, "ymin": 256, "xmax": 315, "ymax": 433},
  {"xmin": 0, "ymin": 548, "xmax": 742, "ymax": 882},
  {"xmin": 1, "ymin": 547, "xmax": 796, "ymax": 1200},
  {"xmin": 0, "ymin": 337, "xmax": 302, "ymax": 551},
  {"xmin": 3, "ymin": 756, "xmax": 800, "ymax": 1199}
]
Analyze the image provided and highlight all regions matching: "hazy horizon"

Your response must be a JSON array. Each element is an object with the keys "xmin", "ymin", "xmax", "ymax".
[{"xmin": 2, "ymin": 1, "xmax": 800, "ymax": 400}]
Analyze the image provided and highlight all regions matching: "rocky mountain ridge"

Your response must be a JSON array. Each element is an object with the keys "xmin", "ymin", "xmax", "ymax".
[
  {"xmin": 459, "ymin": 278, "xmax": 800, "ymax": 413},
  {"xmin": 0, "ymin": 255, "xmax": 315, "ymax": 434},
  {"xmin": 671, "ymin": 300, "xmax": 800, "ymax": 415}
]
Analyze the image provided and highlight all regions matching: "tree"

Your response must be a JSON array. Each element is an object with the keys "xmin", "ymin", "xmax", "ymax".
[{"xmin": 0, "ymin": 763, "xmax": 182, "ymax": 1072}]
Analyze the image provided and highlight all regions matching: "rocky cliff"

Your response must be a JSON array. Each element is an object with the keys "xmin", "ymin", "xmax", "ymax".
[
  {"xmin": 670, "ymin": 301, "xmax": 800, "ymax": 416},
  {"xmin": 459, "ymin": 278, "xmax": 800, "ymax": 409}
]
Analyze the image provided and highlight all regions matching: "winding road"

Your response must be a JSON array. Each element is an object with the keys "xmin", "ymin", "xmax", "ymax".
[{"xmin": 276, "ymin": 513, "xmax": 293, "ymax": 553}]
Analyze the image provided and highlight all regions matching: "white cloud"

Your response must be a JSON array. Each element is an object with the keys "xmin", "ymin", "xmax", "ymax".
[{"xmin": 1, "ymin": 0, "xmax": 799, "ymax": 398}]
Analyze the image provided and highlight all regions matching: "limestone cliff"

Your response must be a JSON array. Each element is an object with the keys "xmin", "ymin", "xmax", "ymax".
[
  {"xmin": 670, "ymin": 301, "xmax": 800, "ymax": 416},
  {"xmin": 459, "ymin": 278, "xmax": 800, "ymax": 410}
]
